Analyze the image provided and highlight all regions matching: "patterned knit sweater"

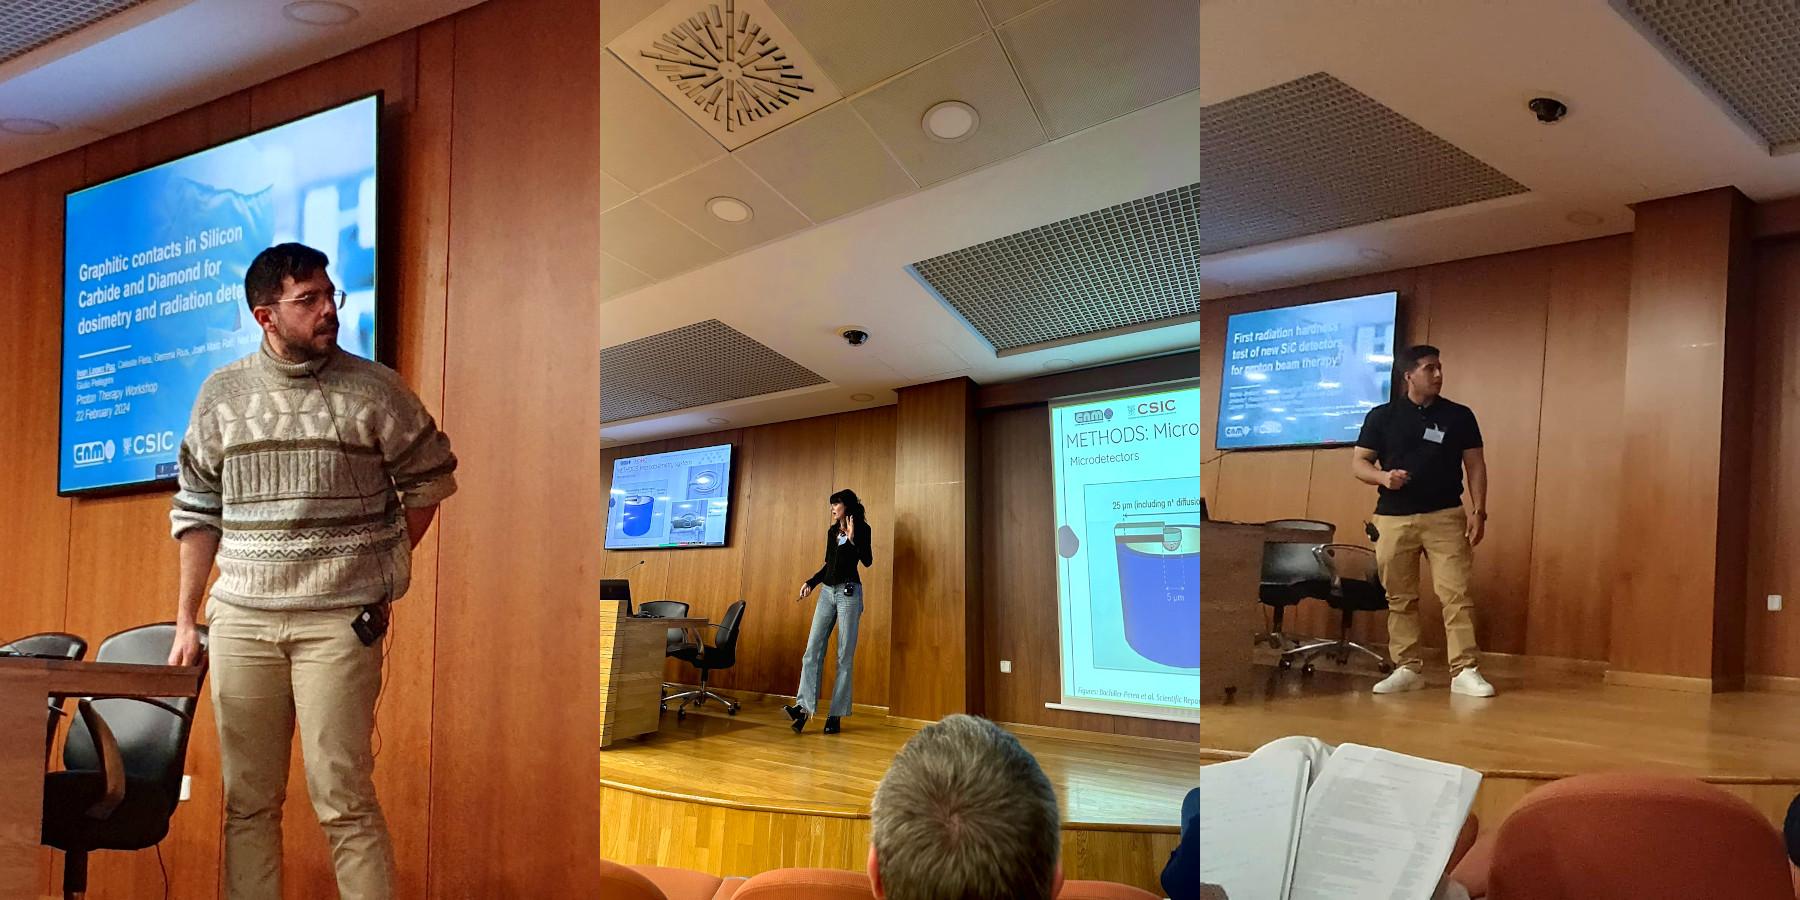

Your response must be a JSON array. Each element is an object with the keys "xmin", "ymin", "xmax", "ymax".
[{"xmin": 169, "ymin": 343, "xmax": 458, "ymax": 611}]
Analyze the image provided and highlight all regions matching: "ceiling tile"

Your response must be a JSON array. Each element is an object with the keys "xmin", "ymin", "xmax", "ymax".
[
  {"xmin": 601, "ymin": 252, "xmax": 654, "ymax": 301},
  {"xmin": 601, "ymin": 170, "xmax": 636, "ymax": 212},
  {"xmin": 766, "ymin": 0, "xmax": 990, "ymax": 95},
  {"xmin": 977, "ymin": 0, "xmax": 1056, "ymax": 26},
  {"xmin": 601, "ymin": 319, "xmax": 828, "ymax": 423},
  {"xmin": 600, "ymin": 0, "xmax": 669, "ymax": 45},
  {"xmin": 1, "ymin": 0, "xmax": 150, "ymax": 66},
  {"xmin": 850, "ymin": 34, "xmax": 1045, "ymax": 186},
  {"xmin": 600, "ymin": 198, "xmax": 727, "ymax": 280},
  {"xmin": 607, "ymin": 0, "xmax": 843, "ymax": 151},
  {"xmin": 600, "ymin": 50, "xmax": 726, "ymax": 192},
  {"xmin": 734, "ymin": 102, "xmax": 916, "ymax": 222},
  {"xmin": 641, "ymin": 155, "xmax": 813, "ymax": 253},
  {"xmin": 999, "ymin": 0, "xmax": 1199, "ymax": 139}
]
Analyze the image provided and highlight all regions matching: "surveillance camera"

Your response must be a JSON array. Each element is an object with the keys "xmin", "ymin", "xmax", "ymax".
[
  {"xmin": 841, "ymin": 329, "xmax": 870, "ymax": 346},
  {"xmin": 1527, "ymin": 97, "xmax": 1568, "ymax": 124}
]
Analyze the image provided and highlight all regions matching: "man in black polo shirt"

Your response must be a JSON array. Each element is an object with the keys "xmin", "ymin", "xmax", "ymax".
[{"xmin": 1352, "ymin": 344, "xmax": 1494, "ymax": 697}]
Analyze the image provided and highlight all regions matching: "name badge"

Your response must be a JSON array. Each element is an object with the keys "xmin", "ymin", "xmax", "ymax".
[{"xmin": 1423, "ymin": 426, "xmax": 1446, "ymax": 444}]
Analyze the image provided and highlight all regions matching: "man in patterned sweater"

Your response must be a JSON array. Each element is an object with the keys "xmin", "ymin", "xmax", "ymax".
[{"xmin": 167, "ymin": 242, "xmax": 456, "ymax": 900}]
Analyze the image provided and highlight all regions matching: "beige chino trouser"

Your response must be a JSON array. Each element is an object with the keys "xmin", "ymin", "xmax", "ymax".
[
  {"xmin": 1372, "ymin": 507, "xmax": 1481, "ymax": 676},
  {"xmin": 207, "ymin": 597, "xmax": 393, "ymax": 900}
]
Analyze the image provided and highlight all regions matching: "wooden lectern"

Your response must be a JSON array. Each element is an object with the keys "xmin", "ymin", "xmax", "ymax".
[
  {"xmin": 1201, "ymin": 522, "xmax": 1323, "ymax": 704},
  {"xmin": 598, "ymin": 601, "xmax": 706, "ymax": 748},
  {"xmin": 0, "ymin": 658, "xmax": 203, "ymax": 897}
]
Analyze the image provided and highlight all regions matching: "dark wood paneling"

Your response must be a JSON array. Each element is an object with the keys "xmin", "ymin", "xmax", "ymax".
[
  {"xmin": 430, "ymin": 0, "xmax": 598, "ymax": 896},
  {"xmin": 833, "ymin": 407, "xmax": 897, "ymax": 709},
  {"xmin": 1748, "ymin": 238, "xmax": 1800, "ymax": 676},
  {"xmin": 1611, "ymin": 189, "xmax": 1753, "ymax": 681},
  {"xmin": 890, "ymin": 379, "xmax": 982, "ymax": 720},
  {"xmin": 1527, "ymin": 237, "xmax": 1631, "ymax": 661}
]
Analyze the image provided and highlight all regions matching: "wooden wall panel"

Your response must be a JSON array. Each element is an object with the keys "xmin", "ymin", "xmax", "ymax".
[
  {"xmin": 430, "ymin": 0, "xmax": 598, "ymax": 895},
  {"xmin": 735, "ymin": 418, "xmax": 840, "ymax": 699},
  {"xmin": 1611, "ymin": 189, "xmax": 1753, "ymax": 682},
  {"xmin": 890, "ymin": 379, "xmax": 983, "ymax": 721},
  {"xmin": 1527, "ymin": 237, "xmax": 1631, "ymax": 661},
  {"xmin": 833, "ymin": 407, "xmax": 897, "ymax": 710},
  {"xmin": 1418, "ymin": 250, "xmax": 1550, "ymax": 657},
  {"xmin": 1746, "ymin": 238, "xmax": 1800, "ymax": 677}
]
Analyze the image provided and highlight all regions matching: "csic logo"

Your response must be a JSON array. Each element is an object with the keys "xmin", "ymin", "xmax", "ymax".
[
  {"xmin": 1073, "ymin": 408, "xmax": 1114, "ymax": 425},
  {"xmin": 1131, "ymin": 399, "xmax": 1177, "ymax": 417},
  {"xmin": 72, "ymin": 440, "xmax": 116, "ymax": 468},
  {"xmin": 121, "ymin": 430, "xmax": 177, "ymax": 457}
]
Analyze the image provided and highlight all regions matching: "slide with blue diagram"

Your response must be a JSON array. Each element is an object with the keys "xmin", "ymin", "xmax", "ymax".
[
  {"xmin": 606, "ymin": 444, "xmax": 734, "ymax": 549},
  {"xmin": 1050, "ymin": 382, "xmax": 1200, "ymax": 720},
  {"xmin": 60, "ymin": 95, "xmax": 379, "ymax": 494}
]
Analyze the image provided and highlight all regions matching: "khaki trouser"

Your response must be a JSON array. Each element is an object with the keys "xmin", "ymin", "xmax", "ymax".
[
  {"xmin": 207, "ymin": 598, "xmax": 393, "ymax": 900},
  {"xmin": 1373, "ymin": 507, "xmax": 1480, "ymax": 675}
]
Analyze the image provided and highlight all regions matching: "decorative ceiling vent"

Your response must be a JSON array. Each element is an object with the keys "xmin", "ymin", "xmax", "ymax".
[
  {"xmin": 607, "ymin": 0, "xmax": 842, "ymax": 150},
  {"xmin": 910, "ymin": 184, "xmax": 1201, "ymax": 355},
  {"xmin": 1, "ymin": 0, "xmax": 150, "ymax": 67},
  {"xmin": 601, "ymin": 319, "xmax": 828, "ymax": 423}
]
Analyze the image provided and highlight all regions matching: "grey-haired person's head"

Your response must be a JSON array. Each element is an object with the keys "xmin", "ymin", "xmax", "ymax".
[{"xmin": 869, "ymin": 714, "xmax": 1063, "ymax": 900}]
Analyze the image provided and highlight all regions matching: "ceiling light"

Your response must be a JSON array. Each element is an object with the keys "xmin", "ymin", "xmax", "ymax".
[
  {"xmin": 1358, "ymin": 248, "xmax": 1391, "ymax": 263},
  {"xmin": 1566, "ymin": 210, "xmax": 1604, "ymax": 226},
  {"xmin": 283, "ymin": 1, "xmax": 360, "ymax": 25},
  {"xmin": 706, "ymin": 417, "xmax": 731, "ymax": 425},
  {"xmin": 706, "ymin": 196, "xmax": 753, "ymax": 223},
  {"xmin": 850, "ymin": 393, "xmax": 874, "ymax": 402},
  {"xmin": 1043, "ymin": 358, "xmax": 1075, "ymax": 371},
  {"xmin": 0, "ymin": 118, "xmax": 58, "ymax": 135},
  {"xmin": 922, "ymin": 101, "xmax": 979, "ymax": 142}
]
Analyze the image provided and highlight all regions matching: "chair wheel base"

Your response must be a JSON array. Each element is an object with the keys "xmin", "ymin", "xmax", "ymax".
[
  {"xmin": 1301, "ymin": 663, "xmax": 1316, "ymax": 676},
  {"xmin": 676, "ymin": 708, "xmax": 686, "ymax": 722},
  {"xmin": 727, "ymin": 703, "xmax": 739, "ymax": 715},
  {"xmin": 1278, "ymin": 657, "xmax": 1293, "ymax": 670},
  {"xmin": 1378, "ymin": 661, "xmax": 1394, "ymax": 674}
]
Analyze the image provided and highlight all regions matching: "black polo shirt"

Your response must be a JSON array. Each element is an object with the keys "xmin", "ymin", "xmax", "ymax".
[{"xmin": 1355, "ymin": 396, "xmax": 1482, "ymax": 516}]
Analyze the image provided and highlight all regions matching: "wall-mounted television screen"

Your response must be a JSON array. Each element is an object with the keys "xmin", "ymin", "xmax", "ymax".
[
  {"xmin": 606, "ymin": 443, "xmax": 734, "ymax": 549},
  {"xmin": 59, "ymin": 93, "xmax": 381, "ymax": 495},
  {"xmin": 1216, "ymin": 291, "xmax": 1398, "ymax": 450}
]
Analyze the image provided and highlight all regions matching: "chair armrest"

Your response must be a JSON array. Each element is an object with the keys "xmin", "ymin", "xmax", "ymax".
[{"xmin": 74, "ymin": 699, "xmax": 125, "ymax": 820}]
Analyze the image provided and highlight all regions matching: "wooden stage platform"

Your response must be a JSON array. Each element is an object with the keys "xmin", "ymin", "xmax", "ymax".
[
  {"xmin": 1202, "ymin": 653, "xmax": 1800, "ymax": 831},
  {"xmin": 599, "ymin": 692, "xmax": 1194, "ymax": 893}
]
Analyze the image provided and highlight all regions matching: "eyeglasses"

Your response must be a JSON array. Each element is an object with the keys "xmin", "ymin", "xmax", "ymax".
[{"xmin": 278, "ymin": 290, "xmax": 347, "ymax": 312}]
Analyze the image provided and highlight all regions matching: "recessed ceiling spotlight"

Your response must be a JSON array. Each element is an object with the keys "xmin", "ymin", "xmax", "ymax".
[
  {"xmin": 922, "ymin": 100, "xmax": 979, "ymax": 142},
  {"xmin": 706, "ymin": 196, "xmax": 753, "ymax": 223},
  {"xmin": 0, "ymin": 118, "xmax": 59, "ymax": 135},
  {"xmin": 1358, "ymin": 248, "xmax": 1391, "ymax": 263},
  {"xmin": 706, "ymin": 416, "xmax": 731, "ymax": 425},
  {"xmin": 1043, "ymin": 358, "xmax": 1075, "ymax": 371},
  {"xmin": 1566, "ymin": 210, "xmax": 1604, "ymax": 226},
  {"xmin": 850, "ymin": 393, "xmax": 875, "ymax": 402},
  {"xmin": 284, "ymin": 1, "xmax": 360, "ymax": 25}
]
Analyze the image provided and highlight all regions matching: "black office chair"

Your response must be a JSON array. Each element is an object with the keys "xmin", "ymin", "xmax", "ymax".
[
  {"xmin": 1258, "ymin": 520, "xmax": 1334, "ymax": 650},
  {"xmin": 637, "ymin": 600, "xmax": 691, "ymax": 654},
  {"xmin": 1284, "ymin": 544, "xmax": 1393, "ymax": 675},
  {"xmin": 1, "ymin": 632, "xmax": 87, "ymax": 757},
  {"xmin": 662, "ymin": 600, "xmax": 744, "ymax": 721},
  {"xmin": 41, "ymin": 623, "xmax": 208, "ymax": 900}
]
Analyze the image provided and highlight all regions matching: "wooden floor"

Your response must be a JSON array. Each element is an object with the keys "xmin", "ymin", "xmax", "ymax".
[
  {"xmin": 1203, "ymin": 653, "xmax": 1800, "ymax": 830},
  {"xmin": 599, "ymin": 691, "xmax": 1192, "ymax": 891}
]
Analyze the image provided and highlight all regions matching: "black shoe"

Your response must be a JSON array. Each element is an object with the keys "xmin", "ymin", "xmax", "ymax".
[
  {"xmin": 784, "ymin": 704, "xmax": 808, "ymax": 733},
  {"xmin": 823, "ymin": 716, "xmax": 841, "ymax": 734}
]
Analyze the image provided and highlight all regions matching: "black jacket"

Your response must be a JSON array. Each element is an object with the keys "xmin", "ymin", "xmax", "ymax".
[{"xmin": 806, "ymin": 519, "xmax": 873, "ymax": 589}]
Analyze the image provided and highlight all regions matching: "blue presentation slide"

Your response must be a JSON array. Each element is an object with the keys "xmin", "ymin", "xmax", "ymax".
[
  {"xmin": 60, "ymin": 95, "xmax": 379, "ymax": 494},
  {"xmin": 607, "ymin": 444, "xmax": 734, "ymax": 549},
  {"xmin": 1216, "ymin": 291, "xmax": 1397, "ymax": 450},
  {"xmin": 1051, "ymin": 384, "xmax": 1200, "ymax": 718}
]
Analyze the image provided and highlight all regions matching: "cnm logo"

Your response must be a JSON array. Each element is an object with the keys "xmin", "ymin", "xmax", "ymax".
[
  {"xmin": 1073, "ymin": 409, "xmax": 1113, "ymax": 425},
  {"xmin": 1222, "ymin": 424, "xmax": 1250, "ymax": 439}
]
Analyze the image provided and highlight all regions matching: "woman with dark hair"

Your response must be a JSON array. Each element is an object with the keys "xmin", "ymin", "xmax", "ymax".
[{"xmin": 785, "ymin": 488, "xmax": 873, "ymax": 734}]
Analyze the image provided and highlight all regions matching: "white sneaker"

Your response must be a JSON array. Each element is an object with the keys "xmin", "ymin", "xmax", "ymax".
[
  {"xmin": 1372, "ymin": 667, "xmax": 1425, "ymax": 694},
  {"xmin": 1451, "ymin": 667, "xmax": 1496, "ymax": 697}
]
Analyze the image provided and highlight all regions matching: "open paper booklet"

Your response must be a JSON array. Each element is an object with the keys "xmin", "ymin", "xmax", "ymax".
[{"xmin": 1199, "ymin": 736, "xmax": 1482, "ymax": 900}]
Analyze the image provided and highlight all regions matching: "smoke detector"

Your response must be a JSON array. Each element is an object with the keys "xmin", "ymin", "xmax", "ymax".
[{"xmin": 610, "ymin": 0, "xmax": 842, "ymax": 149}]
